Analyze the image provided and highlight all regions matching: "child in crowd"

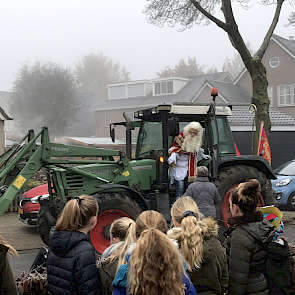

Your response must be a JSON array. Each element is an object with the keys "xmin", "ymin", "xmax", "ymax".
[
  {"xmin": 112, "ymin": 210, "xmax": 197, "ymax": 295},
  {"xmin": 226, "ymin": 179, "xmax": 275, "ymax": 295},
  {"xmin": 47, "ymin": 195, "xmax": 103, "ymax": 295},
  {"xmin": 168, "ymin": 196, "xmax": 228, "ymax": 295},
  {"xmin": 259, "ymin": 206, "xmax": 291, "ymax": 295},
  {"xmin": 99, "ymin": 217, "xmax": 136, "ymax": 295},
  {"xmin": 0, "ymin": 235, "xmax": 19, "ymax": 295}
]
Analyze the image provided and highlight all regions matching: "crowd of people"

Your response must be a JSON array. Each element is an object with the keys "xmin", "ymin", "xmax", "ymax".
[
  {"xmin": 2, "ymin": 182, "xmax": 292, "ymax": 294},
  {"xmin": 0, "ymin": 121, "xmax": 292, "ymax": 294},
  {"xmin": 41, "ymin": 181, "xmax": 290, "ymax": 295}
]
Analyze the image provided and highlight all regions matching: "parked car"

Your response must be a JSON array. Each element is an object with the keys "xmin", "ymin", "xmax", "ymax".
[
  {"xmin": 19, "ymin": 184, "xmax": 49, "ymax": 225},
  {"xmin": 271, "ymin": 159, "xmax": 295, "ymax": 210}
]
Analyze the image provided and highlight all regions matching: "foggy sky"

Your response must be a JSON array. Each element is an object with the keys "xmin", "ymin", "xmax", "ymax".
[{"xmin": 0, "ymin": 0, "xmax": 294, "ymax": 91}]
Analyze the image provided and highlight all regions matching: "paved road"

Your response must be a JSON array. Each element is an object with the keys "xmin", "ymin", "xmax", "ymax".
[{"xmin": 0, "ymin": 212, "xmax": 46, "ymax": 251}]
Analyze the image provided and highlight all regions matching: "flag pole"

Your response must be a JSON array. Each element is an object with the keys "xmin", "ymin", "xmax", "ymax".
[
  {"xmin": 257, "ymin": 121, "xmax": 264, "ymax": 156},
  {"xmin": 249, "ymin": 104, "xmax": 257, "ymax": 155}
]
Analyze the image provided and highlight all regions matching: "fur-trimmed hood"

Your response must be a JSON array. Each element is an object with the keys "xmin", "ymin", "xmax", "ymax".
[{"xmin": 167, "ymin": 217, "xmax": 219, "ymax": 242}]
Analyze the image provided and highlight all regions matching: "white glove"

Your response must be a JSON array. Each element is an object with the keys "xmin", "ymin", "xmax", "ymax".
[{"xmin": 168, "ymin": 152, "xmax": 177, "ymax": 165}]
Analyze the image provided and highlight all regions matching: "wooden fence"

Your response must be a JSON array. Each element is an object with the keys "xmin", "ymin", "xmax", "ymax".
[{"xmin": 5, "ymin": 192, "xmax": 22, "ymax": 213}]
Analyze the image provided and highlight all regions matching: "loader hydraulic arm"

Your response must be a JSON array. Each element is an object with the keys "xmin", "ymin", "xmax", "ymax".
[{"xmin": 0, "ymin": 127, "xmax": 126, "ymax": 216}]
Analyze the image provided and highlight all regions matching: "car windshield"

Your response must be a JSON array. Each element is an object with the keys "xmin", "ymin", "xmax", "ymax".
[{"xmin": 274, "ymin": 160, "xmax": 295, "ymax": 176}]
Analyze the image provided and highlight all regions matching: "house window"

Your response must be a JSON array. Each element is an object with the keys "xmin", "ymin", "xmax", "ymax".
[
  {"xmin": 269, "ymin": 57, "xmax": 280, "ymax": 68},
  {"xmin": 267, "ymin": 86, "xmax": 273, "ymax": 107},
  {"xmin": 127, "ymin": 83, "xmax": 144, "ymax": 97},
  {"xmin": 109, "ymin": 85, "xmax": 126, "ymax": 99},
  {"xmin": 105, "ymin": 113, "xmax": 110, "ymax": 127},
  {"xmin": 277, "ymin": 84, "xmax": 295, "ymax": 106},
  {"xmin": 154, "ymin": 81, "xmax": 173, "ymax": 95}
]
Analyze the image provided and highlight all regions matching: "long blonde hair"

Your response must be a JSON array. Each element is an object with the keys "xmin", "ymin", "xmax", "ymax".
[
  {"xmin": 55, "ymin": 195, "xmax": 98, "ymax": 231},
  {"xmin": 109, "ymin": 217, "xmax": 136, "ymax": 271},
  {"xmin": 129, "ymin": 210, "xmax": 185, "ymax": 295},
  {"xmin": 0, "ymin": 235, "xmax": 18, "ymax": 256},
  {"xmin": 170, "ymin": 196, "xmax": 203, "ymax": 271}
]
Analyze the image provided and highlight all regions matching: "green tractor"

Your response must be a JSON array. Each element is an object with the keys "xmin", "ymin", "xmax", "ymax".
[{"xmin": 0, "ymin": 92, "xmax": 276, "ymax": 253}]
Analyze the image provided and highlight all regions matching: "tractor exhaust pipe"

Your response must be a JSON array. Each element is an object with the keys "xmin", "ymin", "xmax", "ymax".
[{"xmin": 123, "ymin": 112, "xmax": 132, "ymax": 160}]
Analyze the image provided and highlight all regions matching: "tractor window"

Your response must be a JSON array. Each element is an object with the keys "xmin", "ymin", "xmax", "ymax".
[
  {"xmin": 138, "ymin": 121, "xmax": 163, "ymax": 158},
  {"xmin": 216, "ymin": 117, "xmax": 236, "ymax": 155}
]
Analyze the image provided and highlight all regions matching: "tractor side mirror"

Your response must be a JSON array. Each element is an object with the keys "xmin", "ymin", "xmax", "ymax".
[
  {"xmin": 168, "ymin": 117, "xmax": 179, "ymax": 137},
  {"xmin": 110, "ymin": 125, "xmax": 115, "ymax": 143}
]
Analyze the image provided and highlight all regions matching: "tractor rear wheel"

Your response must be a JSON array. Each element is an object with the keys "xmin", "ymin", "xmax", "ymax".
[
  {"xmin": 214, "ymin": 165, "xmax": 276, "ymax": 230},
  {"xmin": 90, "ymin": 192, "xmax": 143, "ymax": 254},
  {"xmin": 37, "ymin": 208, "xmax": 52, "ymax": 246}
]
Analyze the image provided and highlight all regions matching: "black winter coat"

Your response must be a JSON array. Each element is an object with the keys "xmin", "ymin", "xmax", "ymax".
[
  {"xmin": 47, "ymin": 229, "xmax": 102, "ymax": 295},
  {"xmin": 225, "ymin": 211, "xmax": 275, "ymax": 295}
]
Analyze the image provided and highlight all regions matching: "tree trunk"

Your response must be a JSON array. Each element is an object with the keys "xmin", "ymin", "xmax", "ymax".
[{"xmin": 250, "ymin": 58, "xmax": 271, "ymax": 153}]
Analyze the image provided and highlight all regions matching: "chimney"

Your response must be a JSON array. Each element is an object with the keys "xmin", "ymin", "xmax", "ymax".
[{"xmin": 289, "ymin": 36, "xmax": 294, "ymax": 41}]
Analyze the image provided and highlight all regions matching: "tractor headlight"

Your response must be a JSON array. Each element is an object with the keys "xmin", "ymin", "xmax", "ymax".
[{"xmin": 274, "ymin": 179, "xmax": 291, "ymax": 187}]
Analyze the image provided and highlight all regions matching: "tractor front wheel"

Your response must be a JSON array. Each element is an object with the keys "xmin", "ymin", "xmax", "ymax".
[
  {"xmin": 91, "ymin": 192, "xmax": 143, "ymax": 254},
  {"xmin": 214, "ymin": 165, "xmax": 275, "ymax": 229}
]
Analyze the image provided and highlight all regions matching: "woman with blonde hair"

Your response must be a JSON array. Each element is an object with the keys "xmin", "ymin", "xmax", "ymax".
[
  {"xmin": 47, "ymin": 195, "xmax": 103, "ymax": 295},
  {"xmin": 168, "ymin": 196, "xmax": 228, "ymax": 295},
  {"xmin": 99, "ymin": 217, "xmax": 136, "ymax": 294},
  {"xmin": 226, "ymin": 179, "xmax": 275, "ymax": 295},
  {"xmin": 0, "ymin": 235, "xmax": 18, "ymax": 295},
  {"xmin": 112, "ymin": 210, "xmax": 197, "ymax": 295}
]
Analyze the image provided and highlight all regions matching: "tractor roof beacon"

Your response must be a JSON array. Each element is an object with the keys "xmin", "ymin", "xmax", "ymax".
[{"xmin": 0, "ymin": 89, "xmax": 277, "ymax": 253}]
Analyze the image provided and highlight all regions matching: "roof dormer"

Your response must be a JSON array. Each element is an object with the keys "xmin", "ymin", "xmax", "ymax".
[
  {"xmin": 151, "ymin": 77, "xmax": 189, "ymax": 96},
  {"xmin": 108, "ymin": 80, "xmax": 152, "ymax": 100}
]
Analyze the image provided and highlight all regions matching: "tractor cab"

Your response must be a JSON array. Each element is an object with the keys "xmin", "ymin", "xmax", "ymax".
[{"xmin": 132, "ymin": 103, "xmax": 236, "ymax": 179}]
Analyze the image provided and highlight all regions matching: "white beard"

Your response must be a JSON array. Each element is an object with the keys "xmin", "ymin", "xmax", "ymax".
[{"xmin": 181, "ymin": 133, "xmax": 202, "ymax": 154}]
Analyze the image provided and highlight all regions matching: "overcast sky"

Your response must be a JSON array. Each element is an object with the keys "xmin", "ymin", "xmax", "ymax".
[{"xmin": 0, "ymin": 0, "xmax": 294, "ymax": 91}]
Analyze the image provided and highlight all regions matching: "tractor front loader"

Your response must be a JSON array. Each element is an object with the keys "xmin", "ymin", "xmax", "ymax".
[{"xmin": 0, "ymin": 127, "xmax": 154, "ymax": 253}]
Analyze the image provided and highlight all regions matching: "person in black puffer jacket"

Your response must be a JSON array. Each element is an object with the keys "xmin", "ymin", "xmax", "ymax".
[
  {"xmin": 47, "ymin": 195, "xmax": 103, "ymax": 295},
  {"xmin": 225, "ymin": 179, "xmax": 275, "ymax": 295}
]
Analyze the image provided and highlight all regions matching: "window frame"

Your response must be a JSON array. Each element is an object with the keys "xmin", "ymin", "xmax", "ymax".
[
  {"xmin": 277, "ymin": 84, "xmax": 295, "ymax": 107},
  {"xmin": 154, "ymin": 81, "xmax": 174, "ymax": 95},
  {"xmin": 267, "ymin": 86, "xmax": 273, "ymax": 108},
  {"xmin": 269, "ymin": 56, "xmax": 280, "ymax": 68}
]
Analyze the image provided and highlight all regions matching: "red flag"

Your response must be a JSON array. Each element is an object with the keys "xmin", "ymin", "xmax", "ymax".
[
  {"xmin": 257, "ymin": 121, "xmax": 271, "ymax": 165},
  {"xmin": 234, "ymin": 142, "xmax": 241, "ymax": 156}
]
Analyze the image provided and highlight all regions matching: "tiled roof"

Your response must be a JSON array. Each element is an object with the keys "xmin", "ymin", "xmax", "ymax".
[
  {"xmin": 203, "ymin": 80, "xmax": 251, "ymax": 104},
  {"xmin": 0, "ymin": 92, "xmax": 13, "ymax": 120},
  {"xmin": 272, "ymin": 34, "xmax": 295, "ymax": 57},
  {"xmin": 229, "ymin": 106, "xmax": 295, "ymax": 126},
  {"xmin": 0, "ymin": 91, "xmax": 13, "ymax": 105},
  {"xmin": 96, "ymin": 73, "xmax": 231, "ymax": 110}
]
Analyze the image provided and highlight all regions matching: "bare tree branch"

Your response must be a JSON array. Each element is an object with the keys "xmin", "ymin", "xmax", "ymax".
[
  {"xmin": 256, "ymin": 0, "xmax": 285, "ymax": 59},
  {"xmin": 190, "ymin": 0, "xmax": 226, "ymax": 29}
]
